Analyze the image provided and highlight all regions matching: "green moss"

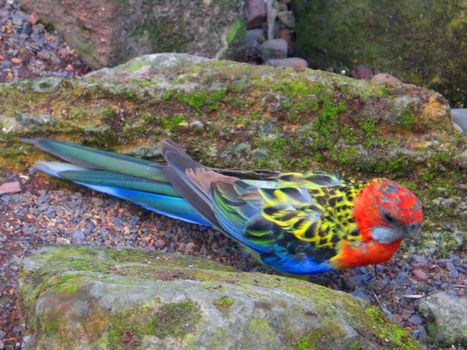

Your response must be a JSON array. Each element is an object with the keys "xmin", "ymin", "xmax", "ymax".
[
  {"xmin": 106, "ymin": 300, "xmax": 201, "ymax": 347},
  {"xmin": 312, "ymin": 99, "xmax": 346, "ymax": 148},
  {"xmin": 272, "ymin": 80, "xmax": 322, "ymax": 98},
  {"xmin": 44, "ymin": 319, "xmax": 60, "ymax": 336},
  {"xmin": 331, "ymin": 146, "xmax": 359, "ymax": 166},
  {"xmin": 362, "ymin": 306, "xmax": 418, "ymax": 349},
  {"xmin": 177, "ymin": 89, "xmax": 227, "ymax": 112},
  {"xmin": 248, "ymin": 318, "xmax": 276, "ymax": 338},
  {"xmin": 360, "ymin": 116, "xmax": 379, "ymax": 147},
  {"xmin": 400, "ymin": 109, "xmax": 414, "ymax": 129},
  {"xmin": 341, "ymin": 127, "xmax": 358, "ymax": 145},
  {"xmin": 162, "ymin": 89, "xmax": 175, "ymax": 101},
  {"xmin": 160, "ymin": 114, "xmax": 188, "ymax": 131},
  {"xmin": 104, "ymin": 107, "xmax": 115, "ymax": 121},
  {"xmin": 144, "ymin": 300, "xmax": 201, "ymax": 338},
  {"xmin": 123, "ymin": 59, "xmax": 147, "ymax": 72},
  {"xmin": 226, "ymin": 20, "xmax": 246, "ymax": 45},
  {"xmin": 50, "ymin": 275, "xmax": 82, "ymax": 294},
  {"xmin": 213, "ymin": 296, "xmax": 234, "ymax": 314},
  {"xmin": 107, "ymin": 326, "xmax": 123, "ymax": 348},
  {"xmin": 294, "ymin": 337, "xmax": 311, "ymax": 350}
]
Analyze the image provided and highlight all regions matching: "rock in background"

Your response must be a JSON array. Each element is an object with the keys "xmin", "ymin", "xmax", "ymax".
[
  {"xmin": 19, "ymin": 246, "xmax": 421, "ymax": 349},
  {"xmin": 292, "ymin": 0, "xmax": 467, "ymax": 107},
  {"xmin": 19, "ymin": 0, "xmax": 247, "ymax": 68}
]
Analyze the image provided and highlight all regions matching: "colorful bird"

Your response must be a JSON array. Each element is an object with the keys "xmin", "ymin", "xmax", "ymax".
[{"xmin": 26, "ymin": 138, "xmax": 423, "ymax": 275}]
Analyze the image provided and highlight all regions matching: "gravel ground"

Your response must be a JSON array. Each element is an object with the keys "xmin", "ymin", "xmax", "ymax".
[
  {"xmin": 0, "ymin": 1, "xmax": 466, "ymax": 349},
  {"xmin": 0, "ymin": 0, "xmax": 88, "ymax": 83}
]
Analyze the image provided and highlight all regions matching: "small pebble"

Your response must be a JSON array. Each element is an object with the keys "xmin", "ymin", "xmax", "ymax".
[
  {"xmin": 408, "ymin": 313, "xmax": 423, "ymax": 325},
  {"xmin": 412, "ymin": 269, "xmax": 428, "ymax": 281},
  {"xmin": 10, "ymin": 57, "xmax": 22, "ymax": 65}
]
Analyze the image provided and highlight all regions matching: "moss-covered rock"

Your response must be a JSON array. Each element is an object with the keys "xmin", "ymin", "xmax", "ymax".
[
  {"xmin": 19, "ymin": 246, "xmax": 421, "ymax": 349},
  {"xmin": 292, "ymin": 0, "xmax": 467, "ymax": 106},
  {"xmin": 19, "ymin": 0, "xmax": 246, "ymax": 68},
  {"xmin": 1, "ymin": 53, "xmax": 465, "ymax": 256}
]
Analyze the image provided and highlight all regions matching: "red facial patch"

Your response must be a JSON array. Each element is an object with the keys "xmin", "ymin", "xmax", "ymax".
[{"xmin": 353, "ymin": 179, "xmax": 423, "ymax": 241}]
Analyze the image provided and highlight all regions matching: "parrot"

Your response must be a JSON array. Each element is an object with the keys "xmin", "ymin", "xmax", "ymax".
[{"xmin": 24, "ymin": 138, "xmax": 423, "ymax": 275}]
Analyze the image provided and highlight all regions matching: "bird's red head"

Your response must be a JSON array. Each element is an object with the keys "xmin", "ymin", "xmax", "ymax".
[
  {"xmin": 354, "ymin": 178, "xmax": 423, "ymax": 244},
  {"xmin": 331, "ymin": 179, "xmax": 423, "ymax": 269}
]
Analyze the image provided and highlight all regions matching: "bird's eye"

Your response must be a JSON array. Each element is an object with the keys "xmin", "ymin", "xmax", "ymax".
[{"xmin": 384, "ymin": 213, "xmax": 396, "ymax": 223}]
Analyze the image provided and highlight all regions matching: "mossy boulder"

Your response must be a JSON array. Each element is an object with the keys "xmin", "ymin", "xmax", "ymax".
[
  {"xmin": 292, "ymin": 0, "xmax": 467, "ymax": 106},
  {"xmin": 19, "ymin": 246, "xmax": 421, "ymax": 349},
  {"xmin": 19, "ymin": 0, "xmax": 246, "ymax": 68},
  {"xmin": 0, "ymin": 53, "xmax": 465, "ymax": 256}
]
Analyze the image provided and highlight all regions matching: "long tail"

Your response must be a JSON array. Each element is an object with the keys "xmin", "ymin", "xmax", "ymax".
[{"xmin": 26, "ymin": 139, "xmax": 211, "ymax": 226}]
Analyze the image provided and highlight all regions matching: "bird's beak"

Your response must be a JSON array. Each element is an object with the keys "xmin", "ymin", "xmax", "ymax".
[{"xmin": 406, "ymin": 224, "xmax": 422, "ymax": 243}]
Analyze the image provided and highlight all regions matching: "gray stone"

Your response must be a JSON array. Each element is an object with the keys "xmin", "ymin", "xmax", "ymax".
[
  {"xmin": 19, "ymin": 0, "xmax": 247, "ymax": 68},
  {"xmin": 451, "ymin": 108, "xmax": 467, "ymax": 132},
  {"xmin": 71, "ymin": 230, "xmax": 85, "ymax": 242},
  {"xmin": 246, "ymin": 29, "xmax": 265, "ymax": 57},
  {"xmin": 258, "ymin": 39, "xmax": 288, "ymax": 61},
  {"xmin": 18, "ymin": 246, "xmax": 420, "ymax": 349},
  {"xmin": 265, "ymin": 57, "xmax": 308, "ymax": 70},
  {"xmin": 409, "ymin": 314, "xmax": 423, "ymax": 326},
  {"xmin": 419, "ymin": 292, "xmax": 467, "ymax": 347}
]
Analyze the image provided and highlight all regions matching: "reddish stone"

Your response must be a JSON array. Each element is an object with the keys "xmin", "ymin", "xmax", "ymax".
[
  {"xmin": 0, "ymin": 182, "xmax": 21, "ymax": 195},
  {"xmin": 11, "ymin": 57, "xmax": 22, "ymax": 65},
  {"xmin": 412, "ymin": 269, "xmax": 428, "ymax": 282},
  {"xmin": 246, "ymin": 0, "xmax": 267, "ymax": 29},
  {"xmin": 28, "ymin": 13, "xmax": 38, "ymax": 25},
  {"xmin": 372, "ymin": 73, "xmax": 402, "ymax": 84},
  {"xmin": 412, "ymin": 262, "xmax": 431, "ymax": 271},
  {"xmin": 351, "ymin": 65, "xmax": 374, "ymax": 80}
]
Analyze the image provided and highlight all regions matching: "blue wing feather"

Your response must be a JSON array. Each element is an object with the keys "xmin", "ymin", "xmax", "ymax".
[
  {"xmin": 80, "ymin": 184, "xmax": 210, "ymax": 226},
  {"xmin": 34, "ymin": 161, "xmax": 210, "ymax": 226}
]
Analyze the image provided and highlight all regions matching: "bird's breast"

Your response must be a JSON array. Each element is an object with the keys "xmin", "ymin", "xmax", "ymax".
[{"xmin": 330, "ymin": 239, "xmax": 402, "ymax": 269}]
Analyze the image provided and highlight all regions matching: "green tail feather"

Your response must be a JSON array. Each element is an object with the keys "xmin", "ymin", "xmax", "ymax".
[
  {"xmin": 59, "ymin": 170, "xmax": 180, "ymax": 197},
  {"xmin": 24, "ymin": 138, "xmax": 168, "ymax": 182}
]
